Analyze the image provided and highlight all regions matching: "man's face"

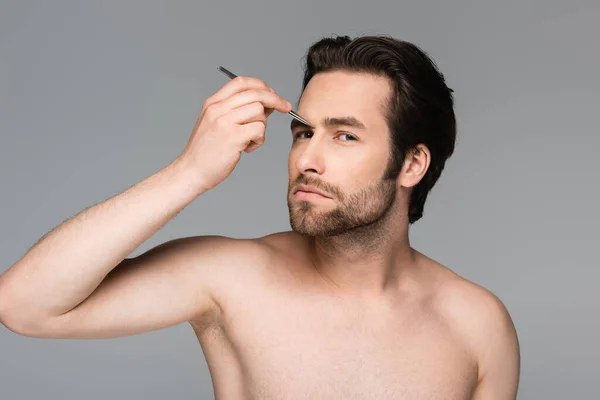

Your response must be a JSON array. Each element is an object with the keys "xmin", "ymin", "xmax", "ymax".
[{"xmin": 287, "ymin": 70, "xmax": 398, "ymax": 237}]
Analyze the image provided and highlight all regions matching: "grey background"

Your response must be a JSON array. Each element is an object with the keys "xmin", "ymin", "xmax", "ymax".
[{"xmin": 1, "ymin": 0, "xmax": 598, "ymax": 399}]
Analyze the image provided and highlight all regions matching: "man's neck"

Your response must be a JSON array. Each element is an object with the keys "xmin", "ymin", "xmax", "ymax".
[{"xmin": 307, "ymin": 216, "xmax": 416, "ymax": 295}]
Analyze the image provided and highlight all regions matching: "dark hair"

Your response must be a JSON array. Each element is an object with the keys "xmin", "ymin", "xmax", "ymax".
[{"xmin": 300, "ymin": 35, "xmax": 456, "ymax": 223}]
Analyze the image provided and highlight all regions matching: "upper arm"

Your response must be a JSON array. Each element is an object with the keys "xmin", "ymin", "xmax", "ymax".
[
  {"xmin": 460, "ymin": 287, "xmax": 520, "ymax": 400},
  {"xmin": 28, "ymin": 235, "xmax": 248, "ymax": 339},
  {"xmin": 439, "ymin": 278, "xmax": 520, "ymax": 400},
  {"xmin": 471, "ymin": 293, "xmax": 520, "ymax": 399}
]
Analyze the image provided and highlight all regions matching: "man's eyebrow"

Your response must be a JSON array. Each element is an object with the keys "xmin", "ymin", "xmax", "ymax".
[{"xmin": 290, "ymin": 116, "xmax": 366, "ymax": 131}]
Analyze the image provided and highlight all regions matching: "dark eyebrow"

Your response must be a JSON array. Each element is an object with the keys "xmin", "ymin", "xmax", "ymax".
[{"xmin": 290, "ymin": 116, "xmax": 366, "ymax": 131}]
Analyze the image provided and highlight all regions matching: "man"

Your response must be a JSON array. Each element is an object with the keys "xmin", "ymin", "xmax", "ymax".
[{"xmin": 0, "ymin": 35, "xmax": 520, "ymax": 399}]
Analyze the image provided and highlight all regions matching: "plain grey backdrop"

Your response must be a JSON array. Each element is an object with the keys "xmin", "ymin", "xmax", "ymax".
[{"xmin": 1, "ymin": 0, "xmax": 598, "ymax": 399}]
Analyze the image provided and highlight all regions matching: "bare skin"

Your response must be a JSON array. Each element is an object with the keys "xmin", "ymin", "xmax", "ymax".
[{"xmin": 0, "ymin": 72, "xmax": 520, "ymax": 399}]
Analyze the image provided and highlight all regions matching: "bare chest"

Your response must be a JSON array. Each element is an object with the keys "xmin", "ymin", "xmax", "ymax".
[{"xmin": 196, "ymin": 286, "xmax": 477, "ymax": 400}]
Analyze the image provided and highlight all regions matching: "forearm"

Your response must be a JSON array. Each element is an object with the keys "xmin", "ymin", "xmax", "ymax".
[{"xmin": 0, "ymin": 157, "xmax": 206, "ymax": 321}]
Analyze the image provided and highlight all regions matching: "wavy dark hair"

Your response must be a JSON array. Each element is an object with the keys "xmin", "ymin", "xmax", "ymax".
[{"xmin": 300, "ymin": 35, "xmax": 456, "ymax": 224}]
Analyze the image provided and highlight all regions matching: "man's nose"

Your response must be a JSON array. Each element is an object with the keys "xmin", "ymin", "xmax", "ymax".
[{"xmin": 295, "ymin": 139, "xmax": 325, "ymax": 175}]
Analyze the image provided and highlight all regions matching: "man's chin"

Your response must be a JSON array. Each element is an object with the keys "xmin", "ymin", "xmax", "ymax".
[
  {"xmin": 290, "ymin": 225, "xmax": 328, "ymax": 237},
  {"xmin": 291, "ymin": 225, "xmax": 351, "ymax": 238},
  {"xmin": 289, "ymin": 216, "xmax": 342, "ymax": 237},
  {"xmin": 289, "ymin": 213, "xmax": 323, "ymax": 237}
]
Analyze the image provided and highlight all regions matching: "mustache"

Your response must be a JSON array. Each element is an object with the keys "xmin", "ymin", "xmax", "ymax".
[{"xmin": 289, "ymin": 175, "xmax": 344, "ymax": 199}]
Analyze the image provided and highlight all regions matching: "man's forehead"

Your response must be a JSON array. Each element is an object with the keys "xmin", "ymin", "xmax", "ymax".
[{"xmin": 295, "ymin": 71, "xmax": 392, "ymax": 128}]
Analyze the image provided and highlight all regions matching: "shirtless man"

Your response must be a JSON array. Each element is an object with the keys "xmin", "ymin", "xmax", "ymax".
[{"xmin": 0, "ymin": 35, "xmax": 520, "ymax": 399}]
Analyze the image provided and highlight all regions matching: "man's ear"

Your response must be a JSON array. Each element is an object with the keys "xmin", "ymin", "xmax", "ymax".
[{"xmin": 398, "ymin": 144, "xmax": 431, "ymax": 188}]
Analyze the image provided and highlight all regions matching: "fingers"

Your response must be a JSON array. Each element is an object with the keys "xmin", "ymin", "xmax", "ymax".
[
  {"xmin": 264, "ymin": 107, "xmax": 275, "ymax": 118},
  {"xmin": 205, "ymin": 76, "xmax": 281, "ymax": 109},
  {"xmin": 244, "ymin": 142, "xmax": 262, "ymax": 153},
  {"xmin": 207, "ymin": 76, "xmax": 268, "ymax": 104},
  {"xmin": 240, "ymin": 121, "xmax": 266, "ymax": 153},
  {"xmin": 222, "ymin": 102, "xmax": 267, "ymax": 153},
  {"xmin": 224, "ymin": 102, "xmax": 267, "ymax": 125},
  {"xmin": 220, "ymin": 103, "xmax": 267, "ymax": 153},
  {"xmin": 221, "ymin": 89, "xmax": 291, "ymax": 115},
  {"xmin": 201, "ymin": 76, "xmax": 291, "ymax": 120},
  {"xmin": 194, "ymin": 76, "xmax": 291, "ymax": 156}
]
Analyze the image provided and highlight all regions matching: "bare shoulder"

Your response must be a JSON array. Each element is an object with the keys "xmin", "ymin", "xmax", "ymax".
[
  {"xmin": 422, "ymin": 256, "xmax": 520, "ymax": 397},
  {"xmin": 440, "ymin": 276, "xmax": 517, "ymax": 345},
  {"xmin": 159, "ymin": 233, "xmax": 278, "ymax": 275},
  {"xmin": 138, "ymin": 234, "xmax": 279, "ymax": 298},
  {"xmin": 169, "ymin": 231, "xmax": 298, "ymax": 287},
  {"xmin": 427, "ymin": 264, "xmax": 515, "ymax": 342}
]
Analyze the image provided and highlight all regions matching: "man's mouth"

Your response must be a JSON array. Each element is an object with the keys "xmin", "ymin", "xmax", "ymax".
[{"xmin": 293, "ymin": 184, "xmax": 332, "ymax": 200}]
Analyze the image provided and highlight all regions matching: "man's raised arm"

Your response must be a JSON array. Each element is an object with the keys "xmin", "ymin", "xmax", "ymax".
[{"xmin": 0, "ymin": 76, "xmax": 292, "ymax": 338}]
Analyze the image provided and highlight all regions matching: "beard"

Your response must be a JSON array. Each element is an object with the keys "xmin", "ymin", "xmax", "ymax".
[{"xmin": 287, "ymin": 174, "xmax": 397, "ymax": 238}]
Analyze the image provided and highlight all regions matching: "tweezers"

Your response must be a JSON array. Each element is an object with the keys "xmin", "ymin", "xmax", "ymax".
[{"xmin": 217, "ymin": 66, "xmax": 313, "ymax": 128}]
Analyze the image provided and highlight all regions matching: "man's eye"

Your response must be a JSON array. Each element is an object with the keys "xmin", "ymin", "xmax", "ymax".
[
  {"xmin": 338, "ymin": 133, "xmax": 357, "ymax": 141},
  {"xmin": 294, "ymin": 131, "xmax": 313, "ymax": 140}
]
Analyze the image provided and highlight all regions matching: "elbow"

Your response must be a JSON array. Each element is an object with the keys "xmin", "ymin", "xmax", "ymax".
[
  {"xmin": 0, "ymin": 294, "xmax": 51, "ymax": 338},
  {"xmin": 0, "ymin": 310, "xmax": 51, "ymax": 338},
  {"xmin": 0, "ymin": 274, "xmax": 43, "ymax": 337},
  {"xmin": 0, "ymin": 304, "xmax": 31, "ymax": 337}
]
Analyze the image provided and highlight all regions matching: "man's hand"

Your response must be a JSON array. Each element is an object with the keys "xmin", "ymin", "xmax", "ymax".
[{"xmin": 179, "ymin": 76, "xmax": 292, "ymax": 191}]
